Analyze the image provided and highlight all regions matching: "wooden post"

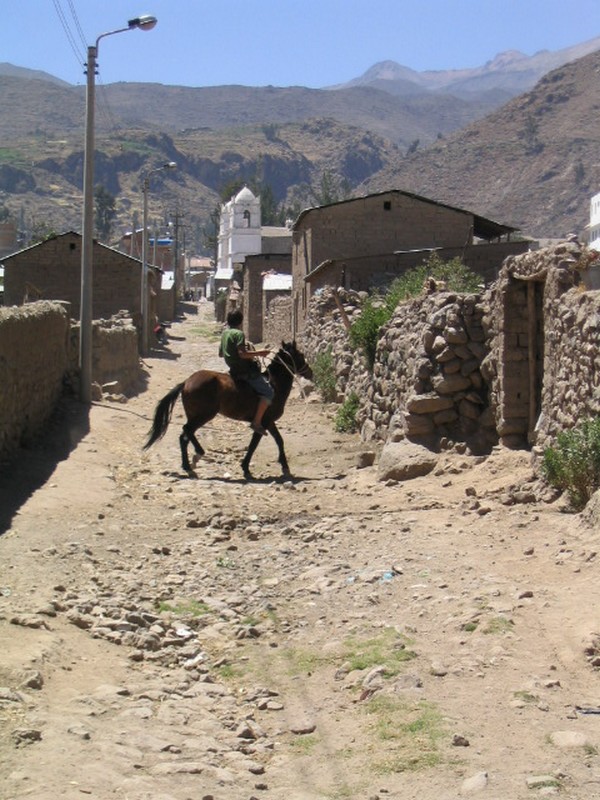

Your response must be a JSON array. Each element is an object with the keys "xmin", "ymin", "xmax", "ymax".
[{"xmin": 333, "ymin": 289, "xmax": 352, "ymax": 332}]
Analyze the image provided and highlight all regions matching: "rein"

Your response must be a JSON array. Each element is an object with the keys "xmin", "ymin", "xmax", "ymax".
[{"xmin": 269, "ymin": 350, "xmax": 310, "ymax": 400}]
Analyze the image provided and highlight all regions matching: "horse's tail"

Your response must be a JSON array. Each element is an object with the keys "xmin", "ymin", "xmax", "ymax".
[{"xmin": 144, "ymin": 382, "xmax": 184, "ymax": 449}]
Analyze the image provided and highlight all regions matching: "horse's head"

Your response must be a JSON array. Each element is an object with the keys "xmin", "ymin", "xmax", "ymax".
[{"xmin": 276, "ymin": 340, "xmax": 313, "ymax": 380}]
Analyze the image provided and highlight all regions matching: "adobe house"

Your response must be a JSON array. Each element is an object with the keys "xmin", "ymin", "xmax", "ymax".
[
  {"xmin": 291, "ymin": 189, "xmax": 528, "ymax": 334},
  {"xmin": 1, "ymin": 231, "xmax": 160, "ymax": 347}
]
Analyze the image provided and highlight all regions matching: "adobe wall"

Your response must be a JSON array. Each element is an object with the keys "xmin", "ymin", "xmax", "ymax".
[
  {"xmin": 2, "ymin": 234, "xmax": 160, "ymax": 343},
  {"xmin": 0, "ymin": 302, "xmax": 70, "ymax": 459},
  {"xmin": 67, "ymin": 313, "xmax": 141, "ymax": 396},
  {"xmin": 263, "ymin": 295, "xmax": 293, "ymax": 345},
  {"xmin": 307, "ymin": 242, "xmax": 529, "ymax": 295},
  {"xmin": 243, "ymin": 254, "xmax": 292, "ymax": 343},
  {"xmin": 302, "ymin": 194, "xmax": 475, "ymax": 269}
]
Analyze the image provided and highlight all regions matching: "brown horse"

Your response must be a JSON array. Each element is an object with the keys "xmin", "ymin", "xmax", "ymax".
[{"xmin": 144, "ymin": 341, "xmax": 312, "ymax": 478}]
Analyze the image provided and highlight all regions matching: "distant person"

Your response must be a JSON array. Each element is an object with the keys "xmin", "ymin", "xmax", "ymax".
[
  {"xmin": 219, "ymin": 309, "xmax": 273, "ymax": 435},
  {"xmin": 153, "ymin": 320, "xmax": 168, "ymax": 344}
]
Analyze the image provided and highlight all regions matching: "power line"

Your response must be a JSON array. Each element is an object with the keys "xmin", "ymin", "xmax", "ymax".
[
  {"xmin": 52, "ymin": 0, "xmax": 84, "ymax": 72},
  {"xmin": 66, "ymin": 0, "xmax": 87, "ymax": 51}
]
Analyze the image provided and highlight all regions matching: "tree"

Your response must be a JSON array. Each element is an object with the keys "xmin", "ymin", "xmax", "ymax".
[
  {"xmin": 28, "ymin": 221, "xmax": 58, "ymax": 245},
  {"xmin": 94, "ymin": 185, "xmax": 116, "ymax": 242},
  {"xmin": 310, "ymin": 170, "xmax": 351, "ymax": 206}
]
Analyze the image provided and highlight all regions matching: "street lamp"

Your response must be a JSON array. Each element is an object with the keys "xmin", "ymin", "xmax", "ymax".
[
  {"xmin": 140, "ymin": 161, "xmax": 177, "ymax": 355},
  {"xmin": 79, "ymin": 14, "xmax": 157, "ymax": 404}
]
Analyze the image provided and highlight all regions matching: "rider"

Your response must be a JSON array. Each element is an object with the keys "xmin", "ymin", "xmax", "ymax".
[{"xmin": 219, "ymin": 309, "xmax": 274, "ymax": 436}]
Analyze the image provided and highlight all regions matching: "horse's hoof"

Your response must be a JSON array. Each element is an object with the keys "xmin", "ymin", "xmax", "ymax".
[
  {"xmin": 185, "ymin": 468, "xmax": 198, "ymax": 480},
  {"xmin": 192, "ymin": 453, "xmax": 201, "ymax": 467}
]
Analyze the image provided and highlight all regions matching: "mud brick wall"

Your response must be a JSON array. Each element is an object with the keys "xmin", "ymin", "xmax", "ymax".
[
  {"xmin": 0, "ymin": 301, "xmax": 69, "ymax": 460},
  {"xmin": 68, "ymin": 315, "xmax": 141, "ymax": 395},
  {"xmin": 3, "ymin": 232, "xmax": 144, "ymax": 322},
  {"xmin": 263, "ymin": 295, "xmax": 293, "ymax": 345}
]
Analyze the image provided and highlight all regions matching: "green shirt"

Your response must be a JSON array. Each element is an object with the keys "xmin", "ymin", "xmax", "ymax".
[{"xmin": 220, "ymin": 327, "xmax": 257, "ymax": 378}]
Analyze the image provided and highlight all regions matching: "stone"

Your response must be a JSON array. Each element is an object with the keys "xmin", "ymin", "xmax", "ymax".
[
  {"xmin": 377, "ymin": 441, "xmax": 438, "ymax": 482},
  {"xmin": 431, "ymin": 373, "xmax": 472, "ymax": 395},
  {"xmin": 406, "ymin": 394, "xmax": 454, "ymax": 414},
  {"xmin": 549, "ymin": 730, "xmax": 592, "ymax": 748},
  {"xmin": 460, "ymin": 771, "xmax": 488, "ymax": 793},
  {"xmin": 356, "ymin": 451, "xmax": 376, "ymax": 468}
]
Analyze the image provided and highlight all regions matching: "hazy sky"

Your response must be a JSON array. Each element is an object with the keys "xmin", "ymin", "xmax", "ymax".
[{"xmin": 5, "ymin": 0, "xmax": 600, "ymax": 88}]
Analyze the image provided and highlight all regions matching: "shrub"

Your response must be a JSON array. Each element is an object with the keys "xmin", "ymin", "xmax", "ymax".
[
  {"xmin": 348, "ymin": 254, "xmax": 481, "ymax": 369},
  {"xmin": 541, "ymin": 417, "xmax": 600, "ymax": 510},
  {"xmin": 312, "ymin": 347, "xmax": 338, "ymax": 402},
  {"xmin": 335, "ymin": 392, "xmax": 360, "ymax": 433}
]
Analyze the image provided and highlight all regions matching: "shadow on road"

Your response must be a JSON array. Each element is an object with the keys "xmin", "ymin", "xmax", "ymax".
[{"xmin": 0, "ymin": 397, "xmax": 90, "ymax": 535}]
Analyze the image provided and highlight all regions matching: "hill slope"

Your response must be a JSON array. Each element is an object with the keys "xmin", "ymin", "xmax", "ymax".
[{"xmin": 361, "ymin": 50, "xmax": 600, "ymax": 239}]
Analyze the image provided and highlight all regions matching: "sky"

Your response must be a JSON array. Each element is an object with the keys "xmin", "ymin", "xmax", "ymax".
[{"xmin": 4, "ymin": 0, "xmax": 600, "ymax": 89}]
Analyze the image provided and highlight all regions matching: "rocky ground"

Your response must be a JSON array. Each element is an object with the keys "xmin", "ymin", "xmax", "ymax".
[{"xmin": 2, "ymin": 301, "xmax": 600, "ymax": 800}]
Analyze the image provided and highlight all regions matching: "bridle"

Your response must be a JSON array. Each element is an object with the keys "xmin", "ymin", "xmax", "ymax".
[{"xmin": 271, "ymin": 348, "xmax": 310, "ymax": 379}]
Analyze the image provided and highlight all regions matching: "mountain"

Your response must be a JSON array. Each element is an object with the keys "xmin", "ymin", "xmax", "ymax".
[
  {"xmin": 0, "ymin": 62, "xmax": 70, "ymax": 87},
  {"xmin": 360, "ymin": 49, "xmax": 600, "ymax": 239},
  {"xmin": 335, "ymin": 36, "xmax": 600, "ymax": 99},
  {"xmin": 0, "ymin": 37, "xmax": 599, "ymax": 248}
]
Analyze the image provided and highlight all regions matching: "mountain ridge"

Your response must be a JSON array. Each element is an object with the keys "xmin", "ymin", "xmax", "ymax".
[{"xmin": 0, "ymin": 36, "xmax": 599, "ymax": 249}]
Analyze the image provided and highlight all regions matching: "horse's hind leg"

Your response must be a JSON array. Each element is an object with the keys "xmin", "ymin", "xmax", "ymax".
[{"xmin": 179, "ymin": 423, "xmax": 203, "ymax": 471}]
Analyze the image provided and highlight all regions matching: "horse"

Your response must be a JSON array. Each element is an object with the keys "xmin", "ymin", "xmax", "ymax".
[{"xmin": 144, "ymin": 341, "xmax": 312, "ymax": 479}]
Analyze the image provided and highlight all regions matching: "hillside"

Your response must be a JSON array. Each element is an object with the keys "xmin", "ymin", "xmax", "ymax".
[
  {"xmin": 361, "ymin": 50, "xmax": 600, "ymax": 239},
  {"xmin": 1, "ymin": 40, "xmax": 600, "ymax": 246}
]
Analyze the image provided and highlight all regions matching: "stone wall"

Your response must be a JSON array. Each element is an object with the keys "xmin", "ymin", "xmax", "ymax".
[
  {"xmin": 366, "ymin": 291, "xmax": 493, "ymax": 451},
  {"xmin": 263, "ymin": 294, "xmax": 293, "ymax": 345},
  {"xmin": 0, "ymin": 302, "xmax": 69, "ymax": 459},
  {"xmin": 300, "ymin": 240, "xmax": 600, "ymax": 462},
  {"xmin": 483, "ymin": 240, "xmax": 598, "ymax": 454}
]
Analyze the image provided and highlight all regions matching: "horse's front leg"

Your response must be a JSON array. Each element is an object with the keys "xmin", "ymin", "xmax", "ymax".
[
  {"xmin": 268, "ymin": 422, "xmax": 290, "ymax": 477},
  {"xmin": 241, "ymin": 430, "xmax": 263, "ymax": 480}
]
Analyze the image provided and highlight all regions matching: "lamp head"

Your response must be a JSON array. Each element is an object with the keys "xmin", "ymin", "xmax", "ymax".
[{"xmin": 128, "ymin": 15, "xmax": 158, "ymax": 31}]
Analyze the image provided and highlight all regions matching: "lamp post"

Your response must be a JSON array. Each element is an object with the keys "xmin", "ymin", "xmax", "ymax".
[
  {"xmin": 79, "ymin": 15, "xmax": 157, "ymax": 404},
  {"xmin": 141, "ymin": 161, "xmax": 177, "ymax": 355}
]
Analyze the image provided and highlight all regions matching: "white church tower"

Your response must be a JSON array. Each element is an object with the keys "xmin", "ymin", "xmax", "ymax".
[{"xmin": 216, "ymin": 186, "xmax": 262, "ymax": 279}]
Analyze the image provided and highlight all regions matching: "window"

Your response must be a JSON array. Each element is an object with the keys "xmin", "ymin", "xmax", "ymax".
[
  {"xmin": 243, "ymin": 210, "xmax": 251, "ymax": 227},
  {"xmin": 383, "ymin": 201, "xmax": 391, "ymax": 211}
]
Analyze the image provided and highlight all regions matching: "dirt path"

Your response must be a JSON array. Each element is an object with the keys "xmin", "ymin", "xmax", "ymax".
[{"xmin": 2, "ymin": 302, "xmax": 600, "ymax": 800}]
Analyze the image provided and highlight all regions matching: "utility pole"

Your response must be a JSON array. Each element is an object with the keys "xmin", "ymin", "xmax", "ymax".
[{"xmin": 169, "ymin": 206, "xmax": 185, "ymax": 301}]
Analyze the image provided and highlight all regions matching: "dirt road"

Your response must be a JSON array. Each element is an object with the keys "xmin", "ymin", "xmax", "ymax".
[{"xmin": 2, "ymin": 302, "xmax": 600, "ymax": 800}]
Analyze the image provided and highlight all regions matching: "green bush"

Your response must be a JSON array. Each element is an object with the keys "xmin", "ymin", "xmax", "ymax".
[
  {"xmin": 348, "ymin": 254, "xmax": 481, "ymax": 369},
  {"xmin": 335, "ymin": 392, "xmax": 360, "ymax": 433},
  {"xmin": 312, "ymin": 347, "xmax": 338, "ymax": 402},
  {"xmin": 541, "ymin": 417, "xmax": 600, "ymax": 510}
]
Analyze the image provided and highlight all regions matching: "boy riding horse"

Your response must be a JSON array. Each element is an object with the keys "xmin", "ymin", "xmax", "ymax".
[{"xmin": 219, "ymin": 309, "xmax": 273, "ymax": 436}]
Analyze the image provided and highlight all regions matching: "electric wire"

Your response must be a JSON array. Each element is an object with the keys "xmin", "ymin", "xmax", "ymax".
[{"xmin": 51, "ymin": 0, "xmax": 84, "ymax": 72}]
